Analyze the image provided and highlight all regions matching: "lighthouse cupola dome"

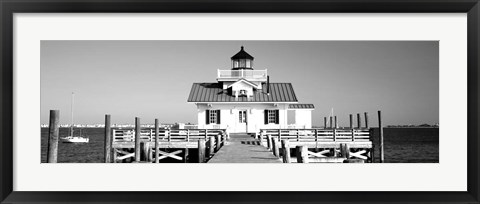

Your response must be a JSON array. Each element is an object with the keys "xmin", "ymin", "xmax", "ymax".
[{"xmin": 231, "ymin": 46, "xmax": 254, "ymax": 70}]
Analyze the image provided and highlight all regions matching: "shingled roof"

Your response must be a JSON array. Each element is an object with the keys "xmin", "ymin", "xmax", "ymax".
[{"xmin": 187, "ymin": 82, "xmax": 298, "ymax": 102}]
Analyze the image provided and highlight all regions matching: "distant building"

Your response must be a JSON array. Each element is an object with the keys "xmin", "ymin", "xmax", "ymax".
[{"xmin": 187, "ymin": 46, "xmax": 314, "ymax": 133}]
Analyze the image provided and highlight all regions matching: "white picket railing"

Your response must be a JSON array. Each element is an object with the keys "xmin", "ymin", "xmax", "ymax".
[{"xmin": 217, "ymin": 69, "xmax": 267, "ymax": 81}]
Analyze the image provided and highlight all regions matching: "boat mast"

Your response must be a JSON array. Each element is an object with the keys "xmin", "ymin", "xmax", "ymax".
[{"xmin": 70, "ymin": 92, "xmax": 74, "ymax": 136}]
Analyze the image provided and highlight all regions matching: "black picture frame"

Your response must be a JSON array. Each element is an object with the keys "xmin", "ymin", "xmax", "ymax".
[{"xmin": 1, "ymin": 0, "xmax": 479, "ymax": 203}]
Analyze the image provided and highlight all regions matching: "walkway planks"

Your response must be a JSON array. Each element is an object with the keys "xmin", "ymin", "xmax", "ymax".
[{"xmin": 208, "ymin": 133, "xmax": 282, "ymax": 163}]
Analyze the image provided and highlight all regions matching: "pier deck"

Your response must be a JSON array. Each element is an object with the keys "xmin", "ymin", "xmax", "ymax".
[{"xmin": 208, "ymin": 133, "xmax": 282, "ymax": 163}]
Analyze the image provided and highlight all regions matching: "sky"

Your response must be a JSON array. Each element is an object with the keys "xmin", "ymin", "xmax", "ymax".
[{"xmin": 41, "ymin": 41, "xmax": 439, "ymax": 126}]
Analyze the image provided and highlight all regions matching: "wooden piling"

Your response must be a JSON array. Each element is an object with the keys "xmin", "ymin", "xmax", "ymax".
[
  {"xmin": 208, "ymin": 136, "xmax": 215, "ymax": 157},
  {"xmin": 324, "ymin": 117, "xmax": 327, "ymax": 128},
  {"xmin": 184, "ymin": 148, "xmax": 189, "ymax": 163},
  {"xmin": 296, "ymin": 146, "xmax": 309, "ymax": 163},
  {"xmin": 258, "ymin": 133, "xmax": 264, "ymax": 146},
  {"xmin": 267, "ymin": 135, "xmax": 272, "ymax": 150},
  {"xmin": 47, "ymin": 110, "xmax": 60, "ymax": 163},
  {"xmin": 330, "ymin": 148, "xmax": 337, "ymax": 157},
  {"xmin": 329, "ymin": 116, "xmax": 333, "ymax": 129},
  {"xmin": 141, "ymin": 142, "xmax": 150, "ymax": 162},
  {"xmin": 334, "ymin": 116, "xmax": 337, "ymax": 128},
  {"xmin": 272, "ymin": 138, "xmax": 280, "ymax": 157},
  {"xmin": 357, "ymin": 113, "xmax": 361, "ymax": 128},
  {"xmin": 154, "ymin": 119, "xmax": 159, "ymax": 163},
  {"xmin": 349, "ymin": 114, "xmax": 353, "ymax": 129},
  {"xmin": 333, "ymin": 129, "xmax": 337, "ymax": 142},
  {"xmin": 113, "ymin": 149, "xmax": 117, "ymax": 163},
  {"xmin": 281, "ymin": 140, "xmax": 291, "ymax": 163},
  {"xmin": 340, "ymin": 143, "xmax": 350, "ymax": 158},
  {"xmin": 134, "ymin": 117, "xmax": 141, "ymax": 162},
  {"xmin": 198, "ymin": 139, "xmax": 206, "ymax": 163},
  {"xmin": 378, "ymin": 110, "xmax": 384, "ymax": 163},
  {"xmin": 104, "ymin": 114, "xmax": 112, "ymax": 163},
  {"xmin": 215, "ymin": 134, "xmax": 222, "ymax": 152},
  {"xmin": 364, "ymin": 112, "xmax": 369, "ymax": 128}
]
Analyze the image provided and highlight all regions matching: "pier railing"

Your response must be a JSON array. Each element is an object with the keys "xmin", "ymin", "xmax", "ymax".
[
  {"xmin": 259, "ymin": 128, "xmax": 371, "ymax": 142},
  {"xmin": 112, "ymin": 128, "xmax": 226, "ymax": 142},
  {"xmin": 110, "ymin": 127, "xmax": 227, "ymax": 163},
  {"xmin": 260, "ymin": 128, "xmax": 374, "ymax": 163}
]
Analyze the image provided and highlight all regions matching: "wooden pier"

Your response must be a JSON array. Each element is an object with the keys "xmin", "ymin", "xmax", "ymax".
[
  {"xmin": 45, "ymin": 111, "xmax": 383, "ymax": 164},
  {"xmin": 208, "ymin": 133, "xmax": 282, "ymax": 163},
  {"xmin": 258, "ymin": 128, "xmax": 374, "ymax": 163},
  {"xmin": 105, "ymin": 116, "xmax": 228, "ymax": 163}
]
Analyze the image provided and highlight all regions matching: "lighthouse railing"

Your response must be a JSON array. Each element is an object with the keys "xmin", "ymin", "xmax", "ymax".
[{"xmin": 217, "ymin": 69, "xmax": 268, "ymax": 80}]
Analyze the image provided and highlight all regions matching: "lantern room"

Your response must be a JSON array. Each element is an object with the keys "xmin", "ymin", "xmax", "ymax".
[{"xmin": 231, "ymin": 46, "xmax": 254, "ymax": 70}]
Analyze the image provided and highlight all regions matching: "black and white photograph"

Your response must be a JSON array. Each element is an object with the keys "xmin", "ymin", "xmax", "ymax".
[{"xmin": 41, "ymin": 40, "xmax": 439, "ymax": 164}]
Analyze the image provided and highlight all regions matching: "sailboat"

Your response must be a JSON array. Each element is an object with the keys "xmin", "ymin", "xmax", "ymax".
[{"xmin": 61, "ymin": 92, "xmax": 89, "ymax": 143}]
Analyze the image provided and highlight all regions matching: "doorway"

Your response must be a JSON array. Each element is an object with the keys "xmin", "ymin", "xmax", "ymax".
[{"xmin": 237, "ymin": 110, "xmax": 247, "ymax": 133}]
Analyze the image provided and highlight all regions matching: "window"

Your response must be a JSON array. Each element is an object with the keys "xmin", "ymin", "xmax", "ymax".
[
  {"xmin": 239, "ymin": 90, "xmax": 246, "ymax": 96},
  {"xmin": 268, "ymin": 110, "xmax": 276, "ymax": 123},
  {"xmin": 205, "ymin": 110, "xmax": 221, "ymax": 124},
  {"xmin": 210, "ymin": 110, "xmax": 217, "ymax": 124},
  {"xmin": 239, "ymin": 59, "xmax": 246, "ymax": 67},
  {"xmin": 239, "ymin": 110, "xmax": 247, "ymax": 123},
  {"xmin": 264, "ymin": 109, "xmax": 279, "ymax": 124}
]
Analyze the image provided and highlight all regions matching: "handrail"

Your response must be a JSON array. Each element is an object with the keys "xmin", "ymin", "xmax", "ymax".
[
  {"xmin": 217, "ymin": 69, "xmax": 268, "ymax": 80},
  {"xmin": 259, "ymin": 128, "xmax": 371, "ymax": 142},
  {"xmin": 112, "ymin": 128, "xmax": 226, "ymax": 142}
]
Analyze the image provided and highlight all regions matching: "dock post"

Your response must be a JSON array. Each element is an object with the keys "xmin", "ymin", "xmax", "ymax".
[
  {"xmin": 296, "ymin": 146, "xmax": 309, "ymax": 163},
  {"xmin": 340, "ymin": 143, "xmax": 350, "ymax": 158},
  {"xmin": 184, "ymin": 148, "xmax": 189, "ymax": 163},
  {"xmin": 364, "ymin": 112, "xmax": 369, "ymax": 128},
  {"xmin": 357, "ymin": 113, "xmax": 361, "ymax": 129},
  {"xmin": 134, "ymin": 117, "xmax": 141, "ymax": 162},
  {"xmin": 47, "ymin": 110, "xmax": 60, "ymax": 163},
  {"xmin": 324, "ymin": 117, "xmax": 327, "ymax": 128},
  {"xmin": 278, "ymin": 129, "xmax": 281, "ymax": 141},
  {"xmin": 272, "ymin": 137, "xmax": 280, "ymax": 157},
  {"xmin": 258, "ymin": 132, "xmax": 264, "ymax": 146},
  {"xmin": 198, "ymin": 139, "xmax": 206, "ymax": 163},
  {"xmin": 267, "ymin": 135, "xmax": 272, "ymax": 150},
  {"xmin": 349, "ymin": 114, "xmax": 353, "ymax": 129},
  {"xmin": 215, "ymin": 134, "xmax": 222, "ymax": 152},
  {"xmin": 378, "ymin": 110, "xmax": 384, "ymax": 163},
  {"xmin": 281, "ymin": 140, "xmax": 291, "ymax": 163},
  {"xmin": 208, "ymin": 136, "xmax": 215, "ymax": 157},
  {"xmin": 141, "ymin": 142, "xmax": 150, "ymax": 162},
  {"xmin": 154, "ymin": 119, "xmax": 159, "ymax": 163},
  {"xmin": 222, "ymin": 133, "xmax": 227, "ymax": 144},
  {"xmin": 334, "ymin": 116, "xmax": 337, "ymax": 128},
  {"xmin": 330, "ymin": 148, "xmax": 337, "ymax": 157},
  {"xmin": 333, "ymin": 128, "xmax": 337, "ymax": 142},
  {"xmin": 371, "ymin": 144, "xmax": 375, "ymax": 163},
  {"xmin": 104, "ymin": 114, "xmax": 112, "ymax": 163},
  {"xmin": 329, "ymin": 116, "xmax": 333, "ymax": 129}
]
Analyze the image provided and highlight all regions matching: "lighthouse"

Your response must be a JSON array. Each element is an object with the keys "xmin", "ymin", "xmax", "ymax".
[{"xmin": 188, "ymin": 46, "xmax": 314, "ymax": 133}]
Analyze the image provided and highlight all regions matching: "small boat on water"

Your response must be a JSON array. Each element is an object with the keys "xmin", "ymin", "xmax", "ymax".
[
  {"xmin": 61, "ymin": 135, "xmax": 90, "ymax": 143},
  {"xmin": 61, "ymin": 92, "xmax": 89, "ymax": 143}
]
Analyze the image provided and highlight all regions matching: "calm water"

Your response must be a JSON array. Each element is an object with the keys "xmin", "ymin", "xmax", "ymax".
[{"xmin": 41, "ymin": 127, "xmax": 439, "ymax": 163}]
